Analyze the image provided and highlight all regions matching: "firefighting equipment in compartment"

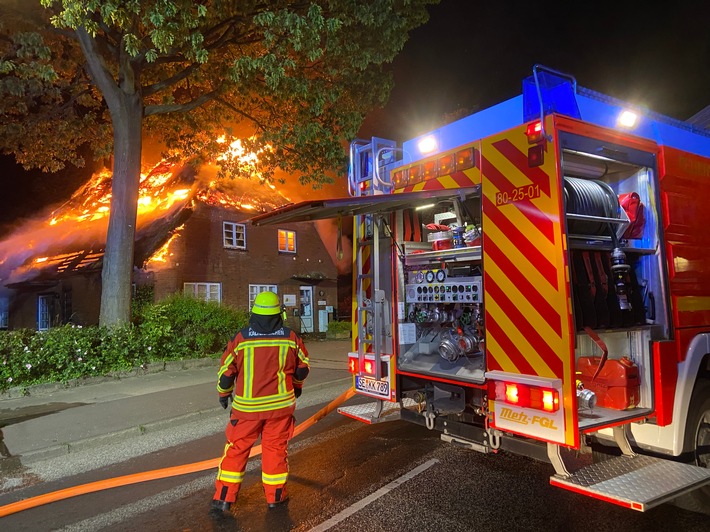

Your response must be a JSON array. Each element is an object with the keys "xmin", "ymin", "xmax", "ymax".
[
  {"xmin": 428, "ymin": 230, "xmax": 454, "ymax": 251},
  {"xmin": 438, "ymin": 327, "xmax": 480, "ymax": 361},
  {"xmin": 576, "ymin": 381, "xmax": 597, "ymax": 410},
  {"xmin": 564, "ymin": 177, "xmax": 619, "ymax": 236},
  {"xmin": 452, "ymin": 226, "xmax": 466, "ymax": 248},
  {"xmin": 611, "ymin": 247, "xmax": 631, "ymax": 310},
  {"xmin": 214, "ymin": 307, "xmax": 309, "ymax": 508},
  {"xmin": 576, "ymin": 327, "xmax": 639, "ymax": 410},
  {"xmin": 619, "ymin": 191, "xmax": 646, "ymax": 239},
  {"xmin": 577, "ymin": 356, "xmax": 639, "ymax": 410},
  {"xmin": 571, "ymin": 250, "xmax": 645, "ymax": 330},
  {"xmin": 252, "ymin": 291, "xmax": 282, "ymax": 315}
]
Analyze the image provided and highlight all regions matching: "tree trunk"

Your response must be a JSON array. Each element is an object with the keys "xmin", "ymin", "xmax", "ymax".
[{"xmin": 99, "ymin": 92, "xmax": 143, "ymax": 327}]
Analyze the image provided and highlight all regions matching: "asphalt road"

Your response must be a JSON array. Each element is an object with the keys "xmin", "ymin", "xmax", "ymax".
[{"xmin": 1, "ymin": 399, "xmax": 709, "ymax": 531}]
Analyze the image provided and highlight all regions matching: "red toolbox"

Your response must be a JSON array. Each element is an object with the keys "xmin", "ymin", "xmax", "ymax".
[{"xmin": 577, "ymin": 356, "xmax": 640, "ymax": 410}]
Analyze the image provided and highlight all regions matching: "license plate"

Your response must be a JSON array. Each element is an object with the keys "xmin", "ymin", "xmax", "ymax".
[{"xmin": 355, "ymin": 375, "xmax": 390, "ymax": 398}]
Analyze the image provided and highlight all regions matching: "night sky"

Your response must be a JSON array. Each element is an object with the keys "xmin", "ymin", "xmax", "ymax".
[
  {"xmin": 3, "ymin": 0, "xmax": 710, "ymax": 228},
  {"xmin": 362, "ymin": 0, "xmax": 710, "ymax": 141}
]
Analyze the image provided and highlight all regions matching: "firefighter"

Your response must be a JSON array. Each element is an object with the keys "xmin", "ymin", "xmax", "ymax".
[{"xmin": 210, "ymin": 291, "xmax": 310, "ymax": 518}]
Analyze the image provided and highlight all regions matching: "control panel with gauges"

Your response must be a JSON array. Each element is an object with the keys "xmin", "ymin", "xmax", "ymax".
[{"xmin": 405, "ymin": 268, "xmax": 482, "ymax": 303}]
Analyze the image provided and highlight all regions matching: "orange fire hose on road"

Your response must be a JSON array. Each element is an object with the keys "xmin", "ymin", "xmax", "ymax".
[{"xmin": 0, "ymin": 387, "xmax": 356, "ymax": 518}]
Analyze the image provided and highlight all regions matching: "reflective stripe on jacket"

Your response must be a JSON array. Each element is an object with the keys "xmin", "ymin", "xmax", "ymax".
[{"xmin": 217, "ymin": 326, "xmax": 309, "ymax": 420}]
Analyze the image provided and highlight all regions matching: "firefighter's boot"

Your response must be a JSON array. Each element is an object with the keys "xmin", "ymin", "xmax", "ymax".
[
  {"xmin": 209, "ymin": 499, "xmax": 231, "ymax": 519},
  {"xmin": 267, "ymin": 488, "xmax": 289, "ymax": 509}
]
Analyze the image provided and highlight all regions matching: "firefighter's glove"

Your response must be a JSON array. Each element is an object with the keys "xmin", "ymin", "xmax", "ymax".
[
  {"xmin": 294, "ymin": 387, "xmax": 302, "ymax": 399},
  {"xmin": 219, "ymin": 396, "xmax": 231, "ymax": 409}
]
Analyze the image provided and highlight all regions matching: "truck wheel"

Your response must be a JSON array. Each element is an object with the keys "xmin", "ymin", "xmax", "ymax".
[{"xmin": 676, "ymin": 380, "xmax": 710, "ymax": 514}]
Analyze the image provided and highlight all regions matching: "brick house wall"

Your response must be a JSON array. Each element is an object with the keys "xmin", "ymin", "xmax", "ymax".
[{"xmin": 149, "ymin": 203, "xmax": 339, "ymax": 333}]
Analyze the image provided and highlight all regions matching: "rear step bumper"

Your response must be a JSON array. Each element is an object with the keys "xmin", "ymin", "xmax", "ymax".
[
  {"xmin": 550, "ymin": 454, "xmax": 710, "ymax": 511},
  {"xmin": 338, "ymin": 398, "xmax": 417, "ymax": 424}
]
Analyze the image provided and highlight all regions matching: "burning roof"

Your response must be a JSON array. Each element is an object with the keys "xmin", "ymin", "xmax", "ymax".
[{"xmin": 0, "ymin": 158, "xmax": 291, "ymax": 289}]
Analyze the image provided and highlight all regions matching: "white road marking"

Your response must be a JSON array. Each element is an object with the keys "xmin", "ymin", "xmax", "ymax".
[{"xmin": 308, "ymin": 458, "xmax": 440, "ymax": 532}]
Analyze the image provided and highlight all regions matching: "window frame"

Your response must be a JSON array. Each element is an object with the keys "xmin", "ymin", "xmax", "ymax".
[
  {"xmin": 223, "ymin": 221, "xmax": 247, "ymax": 250},
  {"xmin": 248, "ymin": 284, "xmax": 278, "ymax": 312},
  {"xmin": 0, "ymin": 297, "xmax": 8, "ymax": 329},
  {"xmin": 183, "ymin": 282, "xmax": 222, "ymax": 303},
  {"xmin": 277, "ymin": 229, "xmax": 297, "ymax": 254},
  {"xmin": 38, "ymin": 294, "xmax": 52, "ymax": 331}
]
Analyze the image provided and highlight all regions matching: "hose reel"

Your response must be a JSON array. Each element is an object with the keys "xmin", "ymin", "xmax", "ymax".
[{"xmin": 564, "ymin": 176, "xmax": 620, "ymax": 236}]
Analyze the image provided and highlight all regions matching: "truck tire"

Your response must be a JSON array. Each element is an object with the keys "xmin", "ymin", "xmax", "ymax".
[{"xmin": 676, "ymin": 380, "xmax": 710, "ymax": 514}]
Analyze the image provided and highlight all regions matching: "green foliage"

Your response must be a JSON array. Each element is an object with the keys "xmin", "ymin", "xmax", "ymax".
[
  {"xmin": 137, "ymin": 294, "xmax": 248, "ymax": 358},
  {"xmin": 8, "ymin": 0, "xmax": 439, "ymax": 184},
  {"xmin": 0, "ymin": 296, "xmax": 249, "ymax": 392},
  {"xmin": 327, "ymin": 320, "xmax": 351, "ymax": 334}
]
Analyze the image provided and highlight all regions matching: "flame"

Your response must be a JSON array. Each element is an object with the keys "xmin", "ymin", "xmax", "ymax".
[
  {"xmin": 146, "ymin": 227, "xmax": 183, "ymax": 265},
  {"xmin": 0, "ymin": 137, "xmax": 292, "ymax": 286}
]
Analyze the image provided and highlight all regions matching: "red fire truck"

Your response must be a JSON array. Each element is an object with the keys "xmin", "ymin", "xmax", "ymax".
[{"xmin": 251, "ymin": 66, "xmax": 710, "ymax": 512}]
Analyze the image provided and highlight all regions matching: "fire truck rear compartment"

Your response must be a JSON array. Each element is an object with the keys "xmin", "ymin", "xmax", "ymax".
[{"xmin": 394, "ymin": 138, "xmax": 665, "ymax": 432}]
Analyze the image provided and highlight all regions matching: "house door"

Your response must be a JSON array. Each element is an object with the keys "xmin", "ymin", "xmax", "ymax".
[
  {"xmin": 299, "ymin": 286, "xmax": 314, "ymax": 333},
  {"xmin": 38, "ymin": 294, "xmax": 53, "ymax": 331}
]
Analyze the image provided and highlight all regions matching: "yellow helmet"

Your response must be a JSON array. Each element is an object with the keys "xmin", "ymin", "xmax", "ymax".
[{"xmin": 252, "ymin": 291, "xmax": 281, "ymax": 315}]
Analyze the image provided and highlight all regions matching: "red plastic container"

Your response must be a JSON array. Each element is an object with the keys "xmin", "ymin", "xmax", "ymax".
[
  {"xmin": 577, "ymin": 356, "xmax": 640, "ymax": 410},
  {"xmin": 428, "ymin": 230, "xmax": 453, "ymax": 251}
]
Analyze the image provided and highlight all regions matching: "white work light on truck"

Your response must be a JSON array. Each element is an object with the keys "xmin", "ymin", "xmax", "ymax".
[
  {"xmin": 617, "ymin": 110, "xmax": 638, "ymax": 128},
  {"xmin": 417, "ymin": 135, "xmax": 438, "ymax": 154}
]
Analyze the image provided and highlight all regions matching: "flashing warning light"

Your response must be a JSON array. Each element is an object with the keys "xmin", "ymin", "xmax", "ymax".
[
  {"xmin": 528, "ymin": 143, "xmax": 545, "ymax": 167},
  {"xmin": 363, "ymin": 360, "xmax": 374, "ymax": 374},
  {"xmin": 418, "ymin": 135, "xmax": 438, "ymax": 154},
  {"xmin": 526, "ymin": 121, "xmax": 544, "ymax": 143},
  {"xmin": 498, "ymin": 381, "xmax": 559, "ymax": 413},
  {"xmin": 455, "ymin": 147, "xmax": 475, "ymax": 170},
  {"xmin": 617, "ymin": 110, "xmax": 638, "ymax": 128},
  {"xmin": 505, "ymin": 383, "xmax": 520, "ymax": 404},
  {"xmin": 541, "ymin": 389, "xmax": 559, "ymax": 412},
  {"xmin": 348, "ymin": 358, "xmax": 358, "ymax": 374}
]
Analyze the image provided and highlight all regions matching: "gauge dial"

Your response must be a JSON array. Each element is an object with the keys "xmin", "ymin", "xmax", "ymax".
[
  {"xmin": 436, "ymin": 270, "xmax": 446, "ymax": 282},
  {"xmin": 415, "ymin": 271, "xmax": 425, "ymax": 284},
  {"xmin": 425, "ymin": 270, "xmax": 435, "ymax": 283}
]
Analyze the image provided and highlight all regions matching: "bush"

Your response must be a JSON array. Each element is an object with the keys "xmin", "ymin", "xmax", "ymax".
[
  {"xmin": 0, "ymin": 296, "xmax": 249, "ymax": 392},
  {"xmin": 137, "ymin": 294, "xmax": 248, "ymax": 359},
  {"xmin": 326, "ymin": 320, "xmax": 351, "ymax": 339},
  {"xmin": 327, "ymin": 320, "xmax": 351, "ymax": 334}
]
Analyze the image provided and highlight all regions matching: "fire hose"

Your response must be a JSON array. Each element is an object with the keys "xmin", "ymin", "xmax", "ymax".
[{"xmin": 0, "ymin": 387, "xmax": 356, "ymax": 518}]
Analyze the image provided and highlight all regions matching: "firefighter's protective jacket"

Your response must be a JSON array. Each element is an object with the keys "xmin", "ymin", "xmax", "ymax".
[{"xmin": 217, "ymin": 325, "xmax": 310, "ymax": 420}]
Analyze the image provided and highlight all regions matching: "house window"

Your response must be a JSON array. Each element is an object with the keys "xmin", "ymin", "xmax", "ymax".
[
  {"xmin": 0, "ymin": 297, "xmax": 8, "ymax": 329},
  {"xmin": 223, "ymin": 222, "xmax": 246, "ymax": 249},
  {"xmin": 38, "ymin": 294, "xmax": 53, "ymax": 331},
  {"xmin": 249, "ymin": 284, "xmax": 278, "ymax": 312},
  {"xmin": 184, "ymin": 282, "xmax": 221, "ymax": 303},
  {"xmin": 278, "ymin": 229, "xmax": 296, "ymax": 253}
]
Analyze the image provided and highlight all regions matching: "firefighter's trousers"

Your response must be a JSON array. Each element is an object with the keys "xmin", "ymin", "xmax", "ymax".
[{"xmin": 214, "ymin": 414, "xmax": 295, "ymax": 504}]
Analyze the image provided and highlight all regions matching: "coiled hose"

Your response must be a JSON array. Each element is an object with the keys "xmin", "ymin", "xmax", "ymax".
[{"xmin": 564, "ymin": 177, "xmax": 619, "ymax": 236}]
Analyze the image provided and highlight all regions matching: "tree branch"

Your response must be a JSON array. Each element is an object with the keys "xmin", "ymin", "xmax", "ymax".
[
  {"xmin": 214, "ymin": 96, "xmax": 268, "ymax": 131},
  {"xmin": 144, "ymin": 90, "xmax": 219, "ymax": 116},
  {"xmin": 142, "ymin": 63, "xmax": 200, "ymax": 96},
  {"xmin": 75, "ymin": 26, "xmax": 121, "ymax": 109}
]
